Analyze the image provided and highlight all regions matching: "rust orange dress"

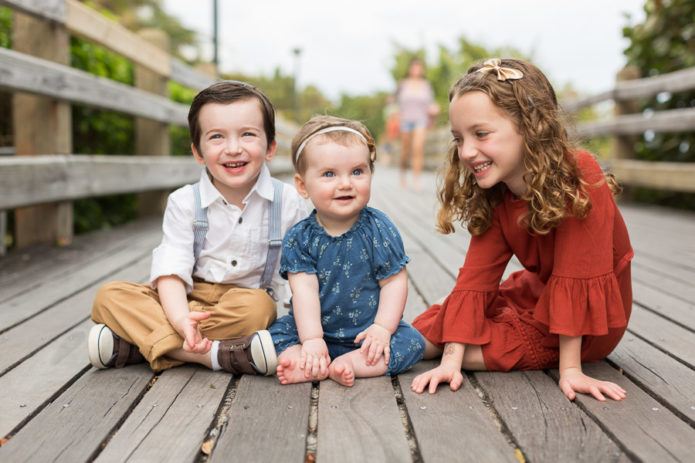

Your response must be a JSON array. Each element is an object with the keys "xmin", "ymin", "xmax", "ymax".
[{"xmin": 412, "ymin": 151, "xmax": 634, "ymax": 370}]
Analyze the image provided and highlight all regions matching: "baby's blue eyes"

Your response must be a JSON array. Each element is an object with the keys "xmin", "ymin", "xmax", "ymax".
[{"xmin": 322, "ymin": 169, "xmax": 363, "ymax": 177}]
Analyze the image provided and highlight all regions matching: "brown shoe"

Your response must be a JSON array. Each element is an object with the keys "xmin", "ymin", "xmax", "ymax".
[
  {"xmin": 88, "ymin": 324, "xmax": 146, "ymax": 369},
  {"xmin": 218, "ymin": 330, "xmax": 277, "ymax": 376}
]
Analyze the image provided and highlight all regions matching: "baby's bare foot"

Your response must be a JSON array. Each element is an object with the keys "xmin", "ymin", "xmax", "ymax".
[
  {"xmin": 329, "ymin": 358, "xmax": 355, "ymax": 387},
  {"xmin": 277, "ymin": 357, "xmax": 328, "ymax": 384}
]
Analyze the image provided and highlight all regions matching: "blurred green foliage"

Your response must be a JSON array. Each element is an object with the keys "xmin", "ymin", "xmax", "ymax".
[
  {"xmin": 169, "ymin": 81, "xmax": 196, "ymax": 156},
  {"xmin": 622, "ymin": 0, "xmax": 695, "ymax": 209},
  {"xmin": 70, "ymin": 36, "xmax": 138, "ymax": 233}
]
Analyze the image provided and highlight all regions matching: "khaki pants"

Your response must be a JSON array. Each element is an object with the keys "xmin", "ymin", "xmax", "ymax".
[{"xmin": 91, "ymin": 280, "xmax": 277, "ymax": 371}]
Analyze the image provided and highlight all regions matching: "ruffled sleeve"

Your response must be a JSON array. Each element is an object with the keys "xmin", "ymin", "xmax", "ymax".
[
  {"xmin": 279, "ymin": 218, "xmax": 317, "ymax": 279},
  {"xmin": 365, "ymin": 208, "xmax": 411, "ymax": 280},
  {"xmin": 413, "ymin": 206, "xmax": 513, "ymax": 346},
  {"xmin": 534, "ymin": 151, "xmax": 629, "ymax": 336}
]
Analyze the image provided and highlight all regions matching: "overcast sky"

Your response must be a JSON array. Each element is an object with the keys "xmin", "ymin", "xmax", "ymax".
[{"xmin": 162, "ymin": 0, "xmax": 646, "ymax": 100}]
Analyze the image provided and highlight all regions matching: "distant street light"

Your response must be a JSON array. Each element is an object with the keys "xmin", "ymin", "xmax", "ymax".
[
  {"xmin": 212, "ymin": 0, "xmax": 219, "ymax": 66},
  {"xmin": 292, "ymin": 47, "xmax": 302, "ymax": 122}
]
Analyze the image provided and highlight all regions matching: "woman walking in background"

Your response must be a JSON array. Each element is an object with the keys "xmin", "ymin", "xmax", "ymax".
[{"xmin": 395, "ymin": 58, "xmax": 439, "ymax": 191}]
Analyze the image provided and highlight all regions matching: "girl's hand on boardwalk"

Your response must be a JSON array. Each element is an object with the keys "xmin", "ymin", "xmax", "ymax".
[
  {"xmin": 410, "ymin": 364, "xmax": 464, "ymax": 394},
  {"xmin": 300, "ymin": 338, "xmax": 330, "ymax": 379},
  {"xmin": 559, "ymin": 367, "xmax": 627, "ymax": 402},
  {"xmin": 355, "ymin": 323, "xmax": 392, "ymax": 366},
  {"xmin": 179, "ymin": 311, "xmax": 212, "ymax": 354}
]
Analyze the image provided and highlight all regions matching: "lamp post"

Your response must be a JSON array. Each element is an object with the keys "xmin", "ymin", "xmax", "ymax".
[
  {"xmin": 212, "ymin": 0, "xmax": 219, "ymax": 66},
  {"xmin": 292, "ymin": 47, "xmax": 302, "ymax": 122}
]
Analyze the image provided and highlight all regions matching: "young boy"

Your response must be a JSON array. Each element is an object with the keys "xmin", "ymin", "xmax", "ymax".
[{"xmin": 88, "ymin": 81, "xmax": 307, "ymax": 375}]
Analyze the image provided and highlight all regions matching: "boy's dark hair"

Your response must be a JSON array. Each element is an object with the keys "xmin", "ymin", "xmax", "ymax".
[{"xmin": 188, "ymin": 81, "xmax": 276, "ymax": 154}]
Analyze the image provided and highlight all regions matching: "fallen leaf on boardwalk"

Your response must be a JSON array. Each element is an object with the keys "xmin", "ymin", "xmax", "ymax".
[
  {"xmin": 0, "ymin": 437, "xmax": 8, "ymax": 447},
  {"xmin": 304, "ymin": 454, "xmax": 316, "ymax": 463},
  {"xmin": 210, "ymin": 383, "xmax": 216, "ymax": 389},
  {"xmin": 514, "ymin": 448, "xmax": 526, "ymax": 462},
  {"xmin": 201, "ymin": 439, "xmax": 214, "ymax": 455}
]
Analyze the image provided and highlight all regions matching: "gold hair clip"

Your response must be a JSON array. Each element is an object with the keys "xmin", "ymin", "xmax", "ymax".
[{"xmin": 477, "ymin": 58, "xmax": 523, "ymax": 81}]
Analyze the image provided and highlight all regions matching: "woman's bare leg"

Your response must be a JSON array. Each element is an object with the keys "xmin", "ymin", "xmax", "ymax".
[
  {"xmin": 410, "ymin": 127, "xmax": 427, "ymax": 191},
  {"xmin": 400, "ymin": 131, "xmax": 412, "ymax": 188}
]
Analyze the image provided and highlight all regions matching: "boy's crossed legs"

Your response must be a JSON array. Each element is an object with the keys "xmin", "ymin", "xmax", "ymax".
[{"xmin": 90, "ymin": 280, "xmax": 277, "ymax": 374}]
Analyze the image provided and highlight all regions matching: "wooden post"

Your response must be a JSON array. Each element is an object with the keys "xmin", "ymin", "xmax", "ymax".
[
  {"xmin": 12, "ymin": 10, "xmax": 73, "ymax": 248},
  {"xmin": 612, "ymin": 65, "xmax": 641, "ymax": 161},
  {"xmin": 135, "ymin": 28, "xmax": 170, "ymax": 216},
  {"xmin": 611, "ymin": 65, "xmax": 640, "ymax": 199}
]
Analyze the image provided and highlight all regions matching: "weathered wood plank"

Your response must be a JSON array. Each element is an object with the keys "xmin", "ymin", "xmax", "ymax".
[
  {"xmin": 609, "ymin": 332, "xmax": 695, "ymax": 424},
  {"xmin": 628, "ymin": 304, "xmax": 695, "ymax": 369},
  {"xmin": 316, "ymin": 377, "xmax": 412, "ymax": 462},
  {"xmin": 578, "ymin": 107, "xmax": 695, "ymax": 137},
  {"xmin": 0, "ymin": 46, "xmax": 188, "ymax": 124},
  {"xmin": 475, "ymin": 369, "xmax": 627, "ymax": 462},
  {"xmin": 0, "ymin": 216, "xmax": 160, "ymax": 302},
  {"xmin": 0, "ymin": 155, "xmax": 295, "ymax": 210},
  {"xmin": 562, "ymin": 66, "xmax": 695, "ymax": 111},
  {"xmin": 399, "ymin": 361, "xmax": 518, "ymax": 462},
  {"xmin": 609, "ymin": 158, "xmax": 695, "ymax": 193},
  {"xmin": 0, "ymin": 320, "xmax": 90, "ymax": 438},
  {"xmin": 65, "ymin": 0, "xmax": 170, "ymax": 76},
  {"xmin": 631, "ymin": 263, "xmax": 695, "ymax": 305},
  {"xmin": 209, "ymin": 376, "xmax": 311, "ymax": 463},
  {"xmin": 171, "ymin": 58, "xmax": 216, "ymax": 90},
  {"xmin": 631, "ymin": 281, "xmax": 695, "ymax": 332},
  {"xmin": 0, "ymin": 228, "xmax": 159, "ymax": 331},
  {"xmin": 0, "ymin": 0, "xmax": 65, "ymax": 22},
  {"xmin": 95, "ymin": 366, "xmax": 231, "ymax": 463},
  {"xmin": 0, "ymin": 255, "xmax": 150, "ymax": 375},
  {"xmin": 550, "ymin": 362, "xmax": 695, "ymax": 462},
  {"xmin": 0, "ymin": 364, "xmax": 153, "ymax": 461},
  {"xmin": 0, "ymin": 155, "xmax": 199, "ymax": 210}
]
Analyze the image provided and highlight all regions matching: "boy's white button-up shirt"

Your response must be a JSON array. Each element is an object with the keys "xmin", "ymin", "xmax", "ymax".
[{"xmin": 150, "ymin": 163, "xmax": 307, "ymax": 298}]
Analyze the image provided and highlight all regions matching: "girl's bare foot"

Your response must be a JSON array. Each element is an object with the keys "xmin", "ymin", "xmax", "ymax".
[{"xmin": 328, "ymin": 357, "xmax": 356, "ymax": 387}]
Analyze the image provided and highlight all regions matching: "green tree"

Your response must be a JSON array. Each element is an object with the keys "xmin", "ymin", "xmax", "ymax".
[{"xmin": 622, "ymin": 0, "xmax": 695, "ymax": 208}]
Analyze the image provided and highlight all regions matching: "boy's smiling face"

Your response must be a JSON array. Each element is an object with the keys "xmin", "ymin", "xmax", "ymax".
[{"xmin": 192, "ymin": 98, "xmax": 276, "ymax": 207}]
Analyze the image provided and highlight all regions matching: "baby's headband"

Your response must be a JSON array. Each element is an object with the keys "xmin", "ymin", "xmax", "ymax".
[
  {"xmin": 476, "ymin": 58, "xmax": 524, "ymax": 81},
  {"xmin": 295, "ymin": 126, "xmax": 371, "ymax": 161}
]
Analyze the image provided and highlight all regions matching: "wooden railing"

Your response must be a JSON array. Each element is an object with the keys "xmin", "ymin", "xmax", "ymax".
[
  {"xmin": 419, "ymin": 65, "xmax": 695, "ymax": 192},
  {"xmin": 0, "ymin": 0, "xmax": 297, "ymax": 253}
]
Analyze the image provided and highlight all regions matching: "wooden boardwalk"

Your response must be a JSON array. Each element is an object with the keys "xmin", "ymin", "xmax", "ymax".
[{"xmin": 1, "ymin": 165, "xmax": 694, "ymax": 462}]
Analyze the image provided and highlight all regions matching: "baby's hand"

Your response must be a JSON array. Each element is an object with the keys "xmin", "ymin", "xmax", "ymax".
[
  {"xmin": 559, "ymin": 367, "xmax": 627, "ymax": 402},
  {"xmin": 178, "ymin": 311, "xmax": 212, "ymax": 354},
  {"xmin": 355, "ymin": 323, "xmax": 392, "ymax": 366},
  {"xmin": 300, "ymin": 338, "xmax": 330, "ymax": 379}
]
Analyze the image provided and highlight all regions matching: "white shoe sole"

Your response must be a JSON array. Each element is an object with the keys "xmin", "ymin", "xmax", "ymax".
[
  {"xmin": 250, "ymin": 330, "xmax": 277, "ymax": 375},
  {"xmin": 88, "ymin": 323, "xmax": 114, "ymax": 369}
]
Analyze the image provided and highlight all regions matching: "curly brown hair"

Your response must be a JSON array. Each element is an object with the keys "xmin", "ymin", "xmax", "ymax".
[
  {"xmin": 438, "ymin": 58, "xmax": 620, "ymax": 236},
  {"xmin": 291, "ymin": 115, "xmax": 377, "ymax": 175}
]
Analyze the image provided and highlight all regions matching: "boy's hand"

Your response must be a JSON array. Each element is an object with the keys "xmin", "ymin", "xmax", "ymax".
[
  {"xmin": 300, "ymin": 338, "xmax": 330, "ymax": 379},
  {"xmin": 355, "ymin": 323, "xmax": 392, "ymax": 366},
  {"xmin": 559, "ymin": 367, "xmax": 627, "ymax": 402},
  {"xmin": 177, "ymin": 311, "xmax": 212, "ymax": 354}
]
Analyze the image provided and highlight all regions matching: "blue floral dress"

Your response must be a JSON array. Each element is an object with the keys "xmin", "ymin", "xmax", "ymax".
[{"xmin": 268, "ymin": 207, "xmax": 425, "ymax": 375}]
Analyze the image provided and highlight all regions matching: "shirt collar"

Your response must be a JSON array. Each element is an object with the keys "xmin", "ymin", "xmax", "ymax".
[{"xmin": 197, "ymin": 163, "xmax": 273, "ymax": 208}]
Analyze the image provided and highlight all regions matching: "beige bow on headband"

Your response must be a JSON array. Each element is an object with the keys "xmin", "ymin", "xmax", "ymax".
[{"xmin": 477, "ymin": 58, "xmax": 524, "ymax": 81}]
